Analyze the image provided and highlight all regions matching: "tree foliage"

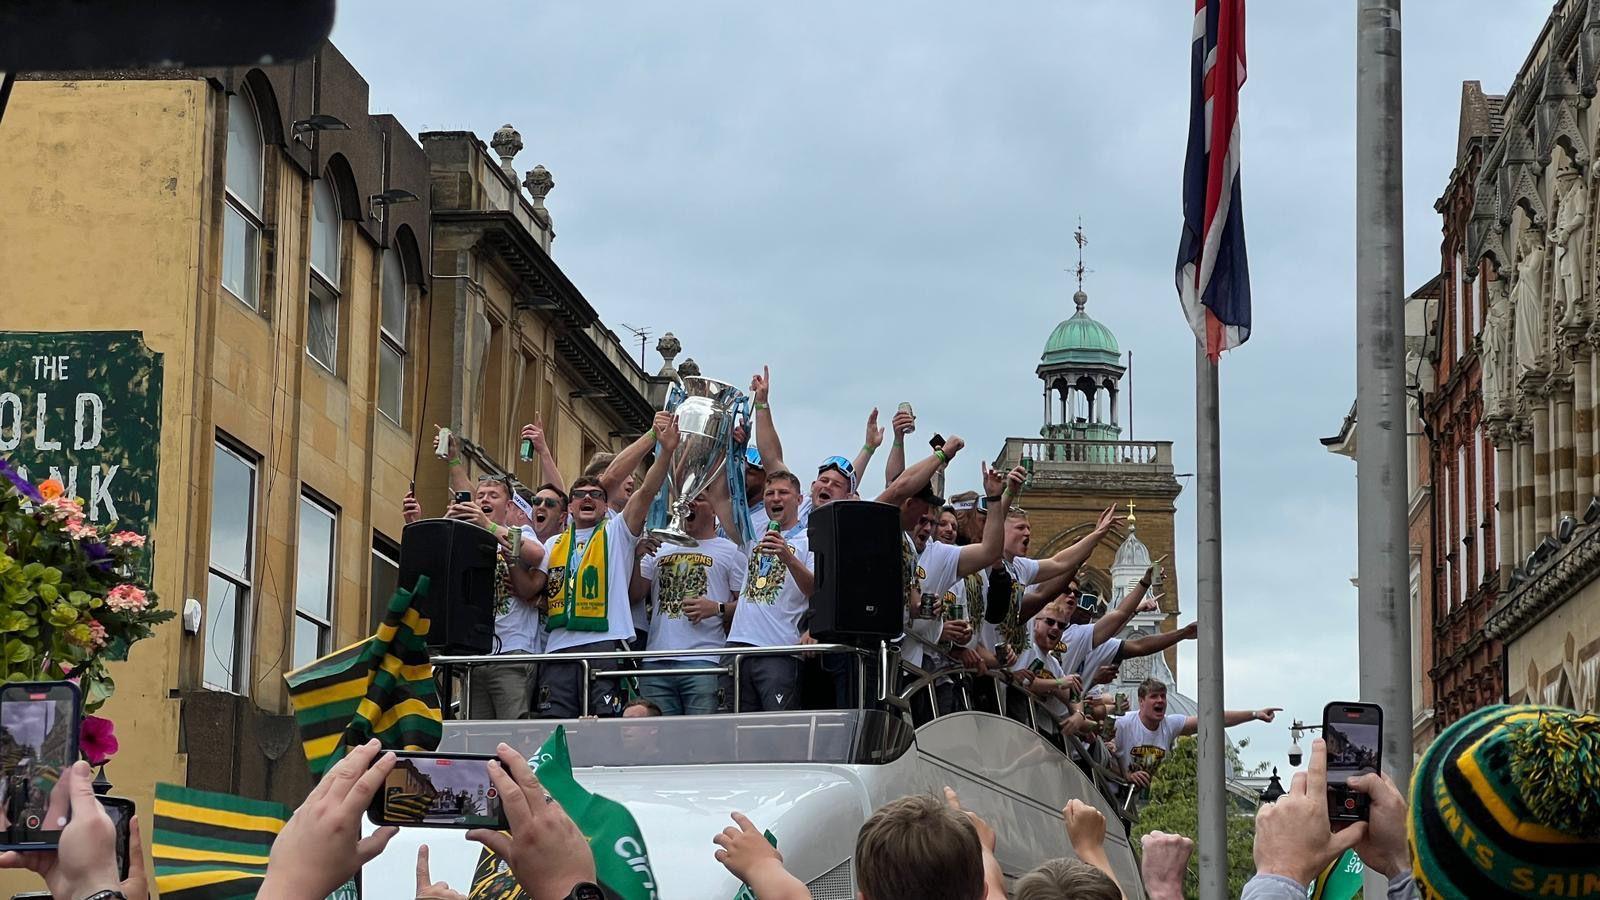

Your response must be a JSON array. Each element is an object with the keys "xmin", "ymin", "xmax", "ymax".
[{"xmin": 1130, "ymin": 736, "xmax": 1259, "ymax": 900}]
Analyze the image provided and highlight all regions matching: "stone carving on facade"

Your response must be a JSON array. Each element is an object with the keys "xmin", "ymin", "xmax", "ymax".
[
  {"xmin": 1482, "ymin": 275, "xmax": 1514, "ymax": 419},
  {"xmin": 490, "ymin": 124, "xmax": 523, "ymax": 178},
  {"xmin": 1553, "ymin": 165, "xmax": 1588, "ymax": 328},
  {"xmin": 655, "ymin": 332, "xmax": 681, "ymax": 381},
  {"xmin": 523, "ymin": 165, "xmax": 554, "ymax": 204},
  {"xmin": 1514, "ymin": 224, "xmax": 1550, "ymax": 377},
  {"xmin": 677, "ymin": 357, "xmax": 701, "ymax": 378}
]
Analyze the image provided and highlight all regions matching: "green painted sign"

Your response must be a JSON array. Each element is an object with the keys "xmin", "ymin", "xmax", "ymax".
[{"xmin": 0, "ymin": 331, "xmax": 163, "ymax": 541}]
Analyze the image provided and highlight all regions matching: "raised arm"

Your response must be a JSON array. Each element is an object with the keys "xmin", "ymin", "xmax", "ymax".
[
  {"xmin": 622, "ymin": 412, "xmax": 677, "ymax": 536},
  {"xmin": 957, "ymin": 464, "xmax": 1022, "ymax": 577},
  {"xmin": 1091, "ymin": 566, "xmax": 1154, "ymax": 645},
  {"xmin": 1179, "ymin": 706, "xmax": 1280, "ymax": 737},
  {"xmin": 1034, "ymin": 506, "xmax": 1122, "ymax": 583},
  {"xmin": 1119, "ymin": 622, "xmax": 1197, "ymax": 660},
  {"xmin": 884, "ymin": 407, "xmax": 915, "ymax": 486},
  {"xmin": 876, "ymin": 435, "xmax": 965, "ymax": 506},
  {"xmin": 600, "ymin": 420, "xmax": 661, "ymax": 502},
  {"xmin": 436, "ymin": 429, "xmax": 473, "ymax": 494},
  {"xmin": 750, "ymin": 366, "xmax": 790, "ymax": 476},
  {"xmin": 850, "ymin": 408, "xmax": 883, "ymax": 494},
  {"xmin": 520, "ymin": 414, "xmax": 566, "ymax": 494}
]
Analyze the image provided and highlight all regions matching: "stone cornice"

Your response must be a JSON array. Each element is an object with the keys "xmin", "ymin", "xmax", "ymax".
[{"xmin": 1487, "ymin": 517, "xmax": 1600, "ymax": 641}]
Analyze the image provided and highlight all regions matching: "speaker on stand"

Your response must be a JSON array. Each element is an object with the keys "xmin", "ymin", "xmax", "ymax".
[{"xmin": 397, "ymin": 518, "xmax": 500, "ymax": 655}]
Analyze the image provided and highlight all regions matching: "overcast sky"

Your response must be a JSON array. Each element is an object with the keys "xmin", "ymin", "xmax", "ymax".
[{"xmin": 332, "ymin": 2, "xmax": 1550, "ymax": 770}]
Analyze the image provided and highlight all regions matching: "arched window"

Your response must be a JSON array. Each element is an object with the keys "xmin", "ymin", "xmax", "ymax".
[
  {"xmin": 222, "ymin": 91, "xmax": 265, "ymax": 309},
  {"xmin": 377, "ymin": 248, "xmax": 409, "ymax": 422},
  {"xmin": 307, "ymin": 175, "xmax": 341, "ymax": 371}
]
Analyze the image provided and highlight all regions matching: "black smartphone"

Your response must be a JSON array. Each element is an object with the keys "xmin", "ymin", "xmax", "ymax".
[
  {"xmin": 1322, "ymin": 701, "xmax": 1383, "ymax": 822},
  {"xmin": 99, "ymin": 795, "xmax": 134, "ymax": 880},
  {"xmin": 0, "ymin": 682, "xmax": 82, "ymax": 850},
  {"xmin": 453, "ymin": 490, "xmax": 473, "ymax": 504},
  {"xmin": 367, "ymin": 752, "xmax": 509, "ymax": 830}
]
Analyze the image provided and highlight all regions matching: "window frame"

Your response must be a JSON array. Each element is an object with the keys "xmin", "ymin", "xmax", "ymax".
[
  {"xmin": 307, "ymin": 175, "xmax": 343, "ymax": 373},
  {"xmin": 222, "ymin": 90, "xmax": 266, "ymax": 311},
  {"xmin": 370, "ymin": 532, "xmax": 401, "ymax": 632},
  {"xmin": 377, "ymin": 249, "xmax": 410, "ymax": 425},
  {"xmin": 205, "ymin": 439, "xmax": 258, "ymax": 694},
  {"xmin": 292, "ymin": 491, "xmax": 339, "ymax": 669}
]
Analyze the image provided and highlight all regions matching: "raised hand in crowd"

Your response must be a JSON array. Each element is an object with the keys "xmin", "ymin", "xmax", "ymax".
[
  {"xmin": 981, "ymin": 461, "xmax": 1005, "ymax": 499},
  {"xmin": 403, "ymin": 488, "xmax": 422, "ymax": 525},
  {"xmin": 1139, "ymin": 831, "xmax": 1195, "ymax": 900},
  {"xmin": 863, "ymin": 407, "xmax": 884, "ymax": 453},
  {"xmin": 1248, "ymin": 739, "xmax": 1365, "ymax": 889},
  {"xmin": 1063, "ymin": 798, "xmax": 1122, "ymax": 893},
  {"xmin": 891, "ymin": 406, "xmax": 915, "ymax": 437},
  {"xmin": 0, "ymin": 760, "xmax": 132, "ymax": 900},
  {"xmin": 749, "ymin": 365, "xmax": 770, "ymax": 406},
  {"xmin": 415, "ymin": 845, "xmax": 468, "ymax": 900},
  {"xmin": 466, "ymin": 743, "xmax": 596, "ymax": 900},
  {"xmin": 942, "ymin": 787, "xmax": 1007, "ymax": 900},
  {"xmin": 259, "ymin": 739, "xmax": 398, "ymax": 900},
  {"xmin": 634, "ymin": 534, "xmax": 663, "ymax": 562},
  {"xmin": 712, "ymin": 812, "xmax": 808, "ymax": 900}
]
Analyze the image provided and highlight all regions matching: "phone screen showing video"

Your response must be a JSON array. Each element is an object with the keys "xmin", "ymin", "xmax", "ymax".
[
  {"xmin": 378, "ymin": 754, "xmax": 506, "ymax": 829},
  {"xmin": 100, "ymin": 798, "xmax": 133, "ymax": 881},
  {"xmin": 1324, "ymin": 720, "xmax": 1381, "ymax": 785},
  {"xmin": 0, "ymin": 685, "xmax": 80, "ymax": 846}
]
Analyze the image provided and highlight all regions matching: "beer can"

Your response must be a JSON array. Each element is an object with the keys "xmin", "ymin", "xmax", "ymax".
[
  {"xmin": 434, "ymin": 426, "xmax": 453, "ymax": 459},
  {"xmin": 947, "ymin": 601, "xmax": 966, "ymax": 621},
  {"xmin": 1028, "ymin": 658, "xmax": 1046, "ymax": 676}
]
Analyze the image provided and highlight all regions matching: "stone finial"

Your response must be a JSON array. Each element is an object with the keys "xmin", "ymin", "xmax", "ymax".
[
  {"xmin": 490, "ymin": 124, "xmax": 522, "ymax": 178},
  {"xmin": 656, "ymin": 332, "xmax": 681, "ymax": 366},
  {"xmin": 678, "ymin": 357, "xmax": 701, "ymax": 378},
  {"xmin": 523, "ymin": 165, "xmax": 555, "ymax": 206}
]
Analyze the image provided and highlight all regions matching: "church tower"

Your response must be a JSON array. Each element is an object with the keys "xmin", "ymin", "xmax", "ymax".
[{"xmin": 996, "ymin": 228, "xmax": 1185, "ymax": 677}]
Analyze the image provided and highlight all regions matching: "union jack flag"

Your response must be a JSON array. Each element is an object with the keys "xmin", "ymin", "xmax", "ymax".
[{"xmin": 1176, "ymin": 0, "xmax": 1251, "ymax": 361}]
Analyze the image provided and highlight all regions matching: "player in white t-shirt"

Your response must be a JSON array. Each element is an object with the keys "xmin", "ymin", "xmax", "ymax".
[
  {"xmin": 727, "ymin": 470, "xmax": 815, "ymax": 711},
  {"xmin": 991, "ymin": 505, "xmax": 1124, "ymax": 664},
  {"xmin": 531, "ymin": 412, "xmax": 678, "ymax": 718},
  {"xmin": 631, "ymin": 480, "xmax": 750, "ymax": 715},
  {"xmin": 1112, "ymin": 678, "xmax": 1282, "ymax": 788},
  {"xmin": 1010, "ymin": 600, "xmax": 1089, "ymax": 728}
]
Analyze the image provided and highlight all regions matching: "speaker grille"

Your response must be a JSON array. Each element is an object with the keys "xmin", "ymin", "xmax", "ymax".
[{"xmin": 805, "ymin": 858, "xmax": 854, "ymax": 899}]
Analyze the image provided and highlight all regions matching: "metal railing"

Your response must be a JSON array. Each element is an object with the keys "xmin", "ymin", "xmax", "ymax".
[
  {"xmin": 999, "ymin": 437, "xmax": 1173, "ymax": 470},
  {"xmin": 433, "ymin": 642, "xmax": 879, "ymax": 717}
]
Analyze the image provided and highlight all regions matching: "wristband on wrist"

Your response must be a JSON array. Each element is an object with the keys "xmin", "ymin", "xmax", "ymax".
[
  {"xmin": 754, "ymin": 401, "xmax": 769, "ymax": 411},
  {"xmin": 861, "ymin": 443, "xmax": 876, "ymax": 454},
  {"xmin": 447, "ymin": 457, "xmax": 463, "ymax": 467},
  {"xmin": 893, "ymin": 438, "xmax": 904, "ymax": 447},
  {"xmin": 934, "ymin": 449, "xmax": 949, "ymax": 465},
  {"xmin": 645, "ymin": 428, "xmax": 657, "ymax": 442},
  {"xmin": 984, "ymin": 493, "xmax": 1003, "ymax": 503}
]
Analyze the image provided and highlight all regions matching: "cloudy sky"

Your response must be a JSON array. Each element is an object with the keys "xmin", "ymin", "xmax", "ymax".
[{"xmin": 332, "ymin": 1, "xmax": 1549, "ymax": 769}]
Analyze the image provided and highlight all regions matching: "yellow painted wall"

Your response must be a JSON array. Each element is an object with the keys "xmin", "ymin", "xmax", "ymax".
[{"xmin": 0, "ymin": 78, "xmax": 212, "ymax": 893}]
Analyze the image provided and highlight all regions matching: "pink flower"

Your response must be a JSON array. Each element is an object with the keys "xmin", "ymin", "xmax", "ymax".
[
  {"xmin": 86, "ymin": 620, "xmax": 108, "ymax": 649},
  {"xmin": 107, "ymin": 531, "xmax": 146, "ymax": 549},
  {"xmin": 79, "ymin": 715, "xmax": 118, "ymax": 766},
  {"xmin": 105, "ymin": 584, "xmax": 149, "ymax": 612},
  {"xmin": 64, "ymin": 516, "xmax": 98, "ymax": 541}
]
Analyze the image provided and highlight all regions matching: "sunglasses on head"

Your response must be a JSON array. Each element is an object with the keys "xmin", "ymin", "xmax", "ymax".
[
  {"xmin": 570, "ymin": 488, "xmax": 606, "ymax": 501},
  {"xmin": 530, "ymin": 496, "xmax": 564, "ymax": 509}
]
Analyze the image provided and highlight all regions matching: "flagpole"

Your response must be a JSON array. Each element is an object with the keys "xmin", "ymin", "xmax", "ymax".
[
  {"xmin": 1194, "ymin": 342, "xmax": 1229, "ymax": 900},
  {"xmin": 1355, "ymin": 0, "xmax": 1414, "ymax": 811}
]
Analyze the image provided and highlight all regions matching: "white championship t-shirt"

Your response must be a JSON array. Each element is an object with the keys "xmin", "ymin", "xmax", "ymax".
[
  {"xmin": 1055, "ymin": 622, "xmax": 1097, "ymax": 680},
  {"xmin": 1112, "ymin": 711, "xmax": 1188, "ymax": 776},
  {"xmin": 1012, "ymin": 643, "xmax": 1071, "ymax": 719},
  {"xmin": 903, "ymin": 539, "xmax": 962, "ymax": 669},
  {"xmin": 728, "ymin": 522, "xmax": 813, "ymax": 648},
  {"xmin": 995, "ymin": 555, "xmax": 1043, "ymax": 656},
  {"xmin": 539, "ymin": 514, "xmax": 642, "ymax": 653},
  {"xmin": 1079, "ymin": 636, "xmax": 1122, "ymax": 696},
  {"xmin": 640, "ymin": 536, "xmax": 749, "ymax": 662}
]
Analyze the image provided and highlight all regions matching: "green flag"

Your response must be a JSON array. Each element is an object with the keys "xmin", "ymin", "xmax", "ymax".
[
  {"xmin": 1307, "ymin": 849, "xmax": 1365, "ymax": 900},
  {"xmin": 535, "ymin": 725, "xmax": 658, "ymax": 900},
  {"xmin": 151, "ymin": 783, "xmax": 288, "ymax": 900},
  {"xmin": 285, "ymin": 576, "xmax": 443, "ymax": 777},
  {"xmin": 730, "ymin": 830, "xmax": 778, "ymax": 900}
]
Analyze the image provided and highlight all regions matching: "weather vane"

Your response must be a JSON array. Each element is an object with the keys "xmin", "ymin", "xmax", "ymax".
[{"xmin": 1074, "ymin": 219, "xmax": 1090, "ymax": 293}]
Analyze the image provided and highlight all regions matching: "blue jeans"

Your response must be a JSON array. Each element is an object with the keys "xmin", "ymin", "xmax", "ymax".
[{"xmin": 639, "ymin": 658, "xmax": 724, "ymax": 715}]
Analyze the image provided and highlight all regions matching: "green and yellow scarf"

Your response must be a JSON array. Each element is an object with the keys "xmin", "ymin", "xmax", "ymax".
[{"xmin": 546, "ymin": 522, "xmax": 610, "ymax": 632}]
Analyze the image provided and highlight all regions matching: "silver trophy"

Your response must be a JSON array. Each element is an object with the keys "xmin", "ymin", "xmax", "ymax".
[{"xmin": 650, "ymin": 376, "xmax": 745, "ymax": 547}]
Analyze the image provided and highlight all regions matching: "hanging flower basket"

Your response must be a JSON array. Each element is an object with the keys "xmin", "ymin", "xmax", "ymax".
[{"xmin": 0, "ymin": 458, "xmax": 175, "ymax": 712}]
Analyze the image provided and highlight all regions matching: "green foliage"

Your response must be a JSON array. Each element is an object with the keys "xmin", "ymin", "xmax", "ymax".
[
  {"xmin": 0, "ymin": 464, "xmax": 173, "ymax": 711},
  {"xmin": 1131, "ymin": 736, "xmax": 1259, "ymax": 900}
]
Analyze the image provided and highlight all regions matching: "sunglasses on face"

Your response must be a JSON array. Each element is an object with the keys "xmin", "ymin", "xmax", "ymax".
[
  {"xmin": 531, "ymin": 497, "xmax": 564, "ymax": 509},
  {"xmin": 1039, "ymin": 616, "xmax": 1067, "ymax": 628},
  {"xmin": 570, "ymin": 488, "xmax": 606, "ymax": 501}
]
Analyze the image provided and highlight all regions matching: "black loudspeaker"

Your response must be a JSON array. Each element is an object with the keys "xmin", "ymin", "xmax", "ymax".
[
  {"xmin": 807, "ymin": 500, "xmax": 904, "ymax": 641},
  {"xmin": 398, "ymin": 518, "xmax": 500, "ymax": 654}
]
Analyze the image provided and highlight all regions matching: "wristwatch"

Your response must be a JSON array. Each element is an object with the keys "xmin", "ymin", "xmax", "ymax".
[
  {"xmin": 564, "ymin": 884, "xmax": 604, "ymax": 900},
  {"xmin": 81, "ymin": 892, "xmax": 128, "ymax": 900}
]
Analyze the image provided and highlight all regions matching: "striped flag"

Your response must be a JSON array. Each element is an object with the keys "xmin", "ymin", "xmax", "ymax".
[
  {"xmin": 285, "ymin": 576, "xmax": 443, "ymax": 778},
  {"xmin": 1176, "ymin": 0, "xmax": 1252, "ymax": 361},
  {"xmin": 151, "ymin": 782, "xmax": 287, "ymax": 899}
]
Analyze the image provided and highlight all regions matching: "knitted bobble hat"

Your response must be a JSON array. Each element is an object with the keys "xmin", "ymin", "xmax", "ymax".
[{"xmin": 1409, "ymin": 704, "xmax": 1600, "ymax": 898}]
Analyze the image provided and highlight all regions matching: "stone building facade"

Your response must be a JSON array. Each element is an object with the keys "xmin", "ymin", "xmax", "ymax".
[
  {"xmin": 1464, "ymin": 0, "xmax": 1600, "ymax": 713},
  {"xmin": 0, "ymin": 41, "xmax": 668, "ymax": 841}
]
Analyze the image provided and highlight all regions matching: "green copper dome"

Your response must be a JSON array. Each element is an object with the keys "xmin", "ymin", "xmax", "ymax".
[{"xmin": 1042, "ymin": 290, "xmax": 1120, "ymax": 367}]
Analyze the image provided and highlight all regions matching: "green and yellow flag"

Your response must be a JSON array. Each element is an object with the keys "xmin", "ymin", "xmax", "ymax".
[
  {"xmin": 469, "ymin": 725, "xmax": 657, "ymax": 900},
  {"xmin": 285, "ymin": 576, "xmax": 443, "ymax": 777},
  {"xmin": 1307, "ymin": 849, "xmax": 1365, "ymax": 900},
  {"xmin": 151, "ymin": 783, "xmax": 287, "ymax": 899}
]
